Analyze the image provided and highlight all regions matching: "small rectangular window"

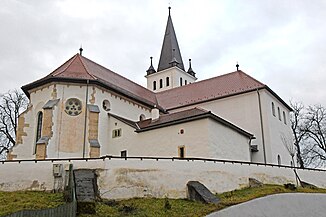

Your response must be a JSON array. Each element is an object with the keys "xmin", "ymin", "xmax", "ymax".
[
  {"xmin": 121, "ymin": 150, "xmax": 127, "ymax": 158},
  {"xmin": 178, "ymin": 146, "xmax": 185, "ymax": 158},
  {"xmin": 112, "ymin": 129, "xmax": 122, "ymax": 138}
]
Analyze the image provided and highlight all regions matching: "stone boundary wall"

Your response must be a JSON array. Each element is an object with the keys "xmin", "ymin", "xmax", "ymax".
[{"xmin": 0, "ymin": 158, "xmax": 326, "ymax": 199}]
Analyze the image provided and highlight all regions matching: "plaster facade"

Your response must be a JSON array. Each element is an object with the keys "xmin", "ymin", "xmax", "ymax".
[
  {"xmin": 107, "ymin": 116, "xmax": 251, "ymax": 161},
  {"xmin": 170, "ymin": 89, "xmax": 293, "ymax": 165},
  {"xmin": 1, "ymin": 159, "xmax": 325, "ymax": 199}
]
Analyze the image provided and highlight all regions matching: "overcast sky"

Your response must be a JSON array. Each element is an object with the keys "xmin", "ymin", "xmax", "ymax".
[{"xmin": 1, "ymin": 0, "xmax": 325, "ymax": 106}]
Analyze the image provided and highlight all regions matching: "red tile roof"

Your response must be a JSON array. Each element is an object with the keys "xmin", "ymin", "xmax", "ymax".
[
  {"xmin": 22, "ymin": 54, "xmax": 291, "ymax": 112},
  {"xmin": 22, "ymin": 54, "xmax": 157, "ymax": 108},
  {"xmin": 108, "ymin": 107, "xmax": 254, "ymax": 138},
  {"xmin": 156, "ymin": 70, "xmax": 266, "ymax": 110}
]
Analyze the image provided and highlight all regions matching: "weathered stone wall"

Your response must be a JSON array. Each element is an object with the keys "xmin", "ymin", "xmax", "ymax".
[{"xmin": 1, "ymin": 158, "xmax": 326, "ymax": 199}]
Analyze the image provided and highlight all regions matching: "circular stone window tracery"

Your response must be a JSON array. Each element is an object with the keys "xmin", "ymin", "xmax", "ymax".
[{"xmin": 65, "ymin": 98, "xmax": 82, "ymax": 116}]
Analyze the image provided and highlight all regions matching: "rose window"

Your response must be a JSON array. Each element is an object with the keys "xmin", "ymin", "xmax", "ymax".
[{"xmin": 65, "ymin": 98, "xmax": 82, "ymax": 116}]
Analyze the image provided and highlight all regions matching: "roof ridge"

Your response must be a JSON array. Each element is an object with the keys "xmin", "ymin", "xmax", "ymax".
[
  {"xmin": 78, "ymin": 55, "xmax": 97, "ymax": 80},
  {"xmin": 50, "ymin": 54, "xmax": 79, "ymax": 77},
  {"xmin": 80, "ymin": 55, "xmax": 156, "ymax": 94},
  {"xmin": 236, "ymin": 70, "xmax": 265, "ymax": 87},
  {"xmin": 156, "ymin": 70, "xmax": 265, "ymax": 95}
]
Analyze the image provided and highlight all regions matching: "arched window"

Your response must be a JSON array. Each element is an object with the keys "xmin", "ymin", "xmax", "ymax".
[
  {"xmin": 166, "ymin": 77, "xmax": 170, "ymax": 87},
  {"xmin": 102, "ymin": 100, "xmax": 111, "ymax": 111},
  {"xmin": 180, "ymin": 77, "xmax": 183, "ymax": 86},
  {"xmin": 277, "ymin": 155, "xmax": 281, "ymax": 165},
  {"xmin": 278, "ymin": 107, "xmax": 281, "ymax": 121},
  {"xmin": 153, "ymin": 81, "xmax": 157, "ymax": 90},
  {"xmin": 36, "ymin": 112, "xmax": 43, "ymax": 143},
  {"xmin": 185, "ymin": 80, "xmax": 187, "ymax": 85},
  {"xmin": 272, "ymin": 102, "xmax": 275, "ymax": 116},
  {"xmin": 139, "ymin": 114, "xmax": 146, "ymax": 121},
  {"xmin": 159, "ymin": 79, "xmax": 163, "ymax": 88},
  {"xmin": 283, "ymin": 111, "xmax": 287, "ymax": 124}
]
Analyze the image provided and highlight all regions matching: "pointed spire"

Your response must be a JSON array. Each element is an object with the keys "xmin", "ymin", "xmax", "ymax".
[
  {"xmin": 187, "ymin": 59, "xmax": 196, "ymax": 77},
  {"xmin": 146, "ymin": 57, "xmax": 156, "ymax": 75},
  {"xmin": 157, "ymin": 7, "xmax": 185, "ymax": 72}
]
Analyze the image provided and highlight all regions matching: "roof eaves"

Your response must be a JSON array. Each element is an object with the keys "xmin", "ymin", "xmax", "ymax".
[
  {"xmin": 264, "ymin": 86, "xmax": 293, "ymax": 112},
  {"xmin": 135, "ymin": 112, "xmax": 210, "ymax": 133},
  {"xmin": 108, "ymin": 113, "xmax": 139, "ymax": 129}
]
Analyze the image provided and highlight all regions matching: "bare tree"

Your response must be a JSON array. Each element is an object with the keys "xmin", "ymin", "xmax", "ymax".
[
  {"xmin": 290, "ymin": 101, "xmax": 306, "ymax": 168},
  {"xmin": 0, "ymin": 90, "xmax": 28, "ymax": 157},
  {"xmin": 303, "ymin": 105, "xmax": 326, "ymax": 167},
  {"xmin": 280, "ymin": 133, "xmax": 295, "ymax": 166}
]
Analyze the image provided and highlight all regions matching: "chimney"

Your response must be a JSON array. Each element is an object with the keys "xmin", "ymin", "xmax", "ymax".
[{"xmin": 151, "ymin": 105, "xmax": 160, "ymax": 121}]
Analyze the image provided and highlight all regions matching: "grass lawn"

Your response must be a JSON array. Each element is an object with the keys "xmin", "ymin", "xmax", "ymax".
[
  {"xmin": 0, "ymin": 191, "xmax": 64, "ymax": 216},
  {"xmin": 2, "ymin": 185, "xmax": 326, "ymax": 217},
  {"xmin": 79, "ymin": 184, "xmax": 326, "ymax": 217}
]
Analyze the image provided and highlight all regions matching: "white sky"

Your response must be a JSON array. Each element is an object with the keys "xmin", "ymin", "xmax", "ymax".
[{"xmin": 0, "ymin": 0, "xmax": 325, "ymax": 106}]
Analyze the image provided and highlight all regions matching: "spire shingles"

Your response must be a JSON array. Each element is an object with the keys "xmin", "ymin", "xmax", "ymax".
[{"xmin": 157, "ymin": 8, "xmax": 185, "ymax": 72}]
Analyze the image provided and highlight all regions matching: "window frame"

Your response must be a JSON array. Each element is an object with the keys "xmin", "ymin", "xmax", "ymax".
[{"xmin": 112, "ymin": 128, "xmax": 122, "ymax": 138}]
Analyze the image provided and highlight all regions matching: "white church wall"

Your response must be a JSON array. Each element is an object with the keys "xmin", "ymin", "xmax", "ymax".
[
  {"xmin": 107, "ymin": 116, "xmax": 250, "ymax": 161},
  {"xmin": 170, "ymin": 91, "xmax": 264, "ymax": 162},
  {"xmin": 168, "ymin": 90, "xmax": 293, "ymax": 166},
  {"xmin": 11, "ymin": 84, "xmax": 54, "ymax": 159},
  {"xmin": 12, "ymin": 83, "xmax": 153, "ymax": 159},
  {"xmin": 107, "ymin": 117, "xmax": 211, "ymax": 158},
  {"xmin": 1, "ymin": 158, "xmax": 326, "ymax": 199},
  {"xmin": 207, "ymin": 120, "xmax": 251, "ymax": 161},
  {"xmin": 92, "ymin": 86, "xmax": 152, "ymax": 156},
  {"xmin": 259, "ymin": 89, "xmax": 293, "ymax": 166}
]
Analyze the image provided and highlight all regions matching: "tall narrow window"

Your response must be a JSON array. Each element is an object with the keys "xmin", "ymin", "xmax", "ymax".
[
  {"xmin": 278, "ymin": 107, "xmax": 281, "ymax": 121},
  {"xmin": 185, "ymin": 80, "xmax": 187, "ymax": 85},
  {"xmin": 36, "ymin": 112, "xmax": 43, "ymax": 142},
  {"xmin": 283, "ymin": 111, "xmax": 287, "ymax": 124},
  {"xmin": 272, "ymin": 102, "xmax": 275, "ymax": 116},
  {"xmin": 178, "ymin": 146, "xmax": 185, "ymax": 158},
  {"xmin": 180, "ymin": 77, "xmax": 183, "ymax": 86},
  {"xmin": 153, "ymin": 81, "xmax": 157, "ymax": 90},
  {"xmin": 277, "ymin": 155, "xmax": 281, "ymax": 165},
  {"xmin": 159, "ymin": 79, "xmax": 163, "ymax": 88},
  {"xmin": 166, "ymin": 77, "xmax": 170, "ymax": 87}
]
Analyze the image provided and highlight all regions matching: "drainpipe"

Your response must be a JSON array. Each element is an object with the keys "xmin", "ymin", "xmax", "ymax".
[
  {"xmin": 82, "ymin": 80, "xmax": 89, "ymax": 158},
  {"xmin": 257, "ymin": 89, "xmax": 267, "ymax": 164},
  {"xmin": 249, "ymin": 137, "xmax": 253, "ymax": 162}
]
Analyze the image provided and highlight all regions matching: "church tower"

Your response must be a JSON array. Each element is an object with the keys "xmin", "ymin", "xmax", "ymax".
[{"xmin": 146, "ymin": 7, "xmax": 197, "ymax": 92}]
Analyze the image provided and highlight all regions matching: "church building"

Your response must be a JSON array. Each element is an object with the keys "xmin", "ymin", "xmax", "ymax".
[{"xmin": 9, "ymin": 8, "xmax": 293, "ymax": 166}]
